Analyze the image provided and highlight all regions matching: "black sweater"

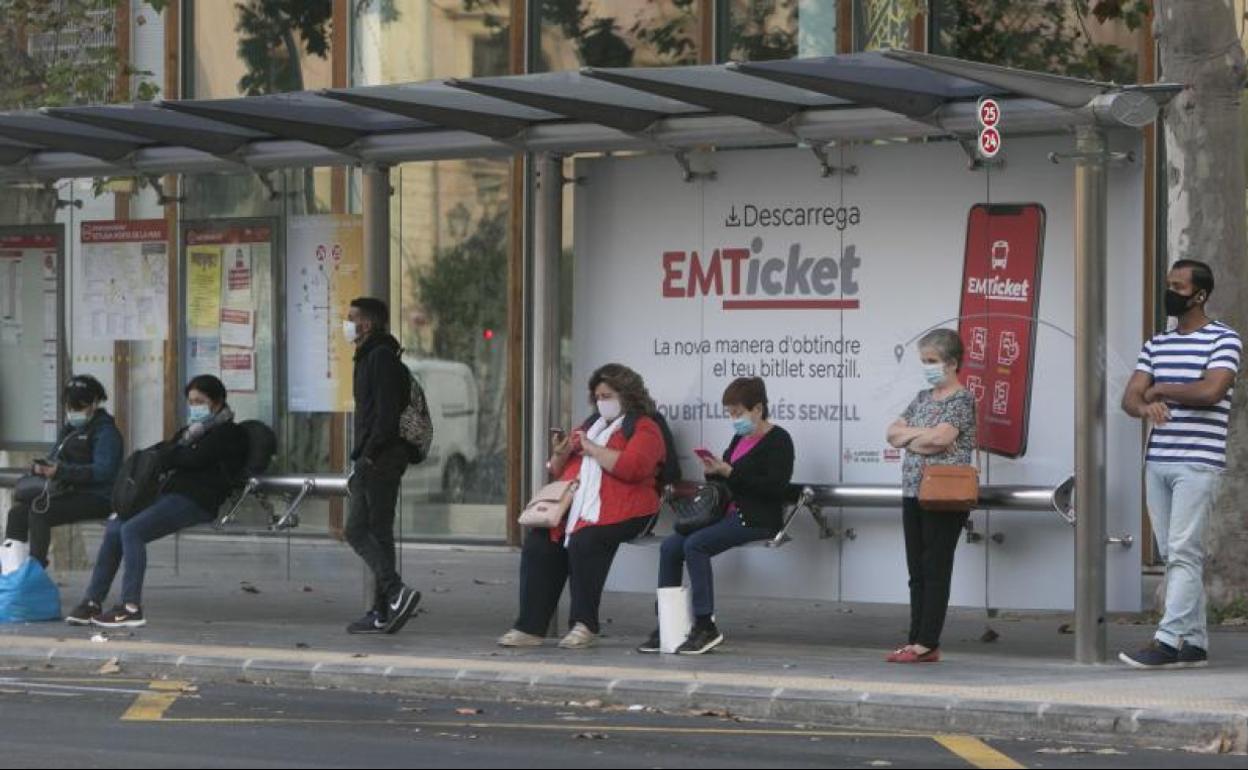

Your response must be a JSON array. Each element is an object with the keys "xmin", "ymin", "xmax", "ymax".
[
  {"xmin": 721, "ymin": 425, "xmax": 796, "ymax": 532},
  {"xmin": 159, "ymin": 421, "xmax": 248, "ymax": 515},
  {"xmin": 351, "ymin": 332, "xmax": 409, "ymax": 462}
]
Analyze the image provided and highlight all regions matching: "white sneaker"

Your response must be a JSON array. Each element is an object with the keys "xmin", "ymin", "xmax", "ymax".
[
  {"xmin": 557, "ymin": 623, "xmax": 597, "ymax": 649},
  {"xmin": 497, "ymin": 628, "xmax": 544, "ymax": 647}
]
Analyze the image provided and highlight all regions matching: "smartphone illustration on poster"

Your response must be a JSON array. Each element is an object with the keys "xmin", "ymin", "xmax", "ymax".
[{"xmin": 956, "ymin": 203, "xmax": 1045, "ymax": 458}]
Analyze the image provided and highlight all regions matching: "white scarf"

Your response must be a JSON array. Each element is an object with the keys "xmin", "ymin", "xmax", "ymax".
[{"xmin": 564, "ymin": 416, "xmax": 625, "ymax": 544}]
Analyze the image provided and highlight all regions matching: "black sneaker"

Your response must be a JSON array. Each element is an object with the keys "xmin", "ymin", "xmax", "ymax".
[
  {"xmin": 92, "ymin": 604, "xmax": 146, "ymax": 629},
  {"xmin": 1118, "ymin": 640, "xmax": 1180, "ymax": 669},
  {"xmin": 346, "ymin": 609, "xmax": 387, "ymax": 635},
  {"xmin": 637, "ymin": 628, "xmax": 661, "ymax": 654},
  {"xmin": 676, "ymin": 622, "xmax": 724, "ymax": 655},
  {"xmin": 1177, "ymin": 643, "xmax": 1209, "ymax": 669},
  {"xmin": 381, "ymin": 587, "xmax": 421, "ymax": 634},
  {"xmin": 65, "ymin": 600, "xmax": 101, "ymax": 626}
]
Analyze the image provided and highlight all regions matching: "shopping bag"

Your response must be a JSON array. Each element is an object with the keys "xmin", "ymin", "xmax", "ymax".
[
  {"xmin": 657, "ymin": 586, "xmax": 694, "ymax": 654},
  {"xmin": 0, "ymin": 559, "xmax": 61, "ymax": 623}
]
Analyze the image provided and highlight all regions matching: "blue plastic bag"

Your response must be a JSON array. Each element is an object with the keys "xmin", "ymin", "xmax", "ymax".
[{"xmin": 0, "ymin": 559, "xmax": 61, "ymax": 623}]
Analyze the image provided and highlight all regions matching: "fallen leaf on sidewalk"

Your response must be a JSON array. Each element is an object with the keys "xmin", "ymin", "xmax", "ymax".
[
  {"xmin": 240, "ymin": 582, "xmax": 260, "ymax": 594},
  {"xmin": 455, "ymin": 707, "xmax": 483, "ymax": 715},
  {"xmin": 179, "ymin": 684, "xmax": 199, "ymax": 693},
  {"xmin": 97, "ymin": 658, "xmax": 121, "ymax": 675},
  {"xmin": 868, "ymin": 760, "xmax": 892, "ymax": 766},
  {"xmin": 89, "ymin": 633, "xmax": 108, "ymax": 644},
  {"xmin": 1037, "ymin": 747, "xmax": 1125, "ymax": 755},
  {"xmin": 294, "ymin": 643, "xmax": 309, "ymax": 649},
  {"xmin": 472, "ymin": 578, "xmax": 507, "ymax": 586},
  {"xmin": 351, "ymin": 653, "xmax": 368, "ymax": 658},
  {"xmin": 302, "ymin": 586, "xmax": 314, "ymax": 593},
  {"xmin": 573, "ymin": 732, "xmax": 609, "ymax": 740},
  {"xmin": 1185, "ymin": 736, "xmax": 1234, "ymax": 754},
  {"xmin": 979, "ymin": 627, "xmax": 1000, "ymax": 643},
  {"xmin": 1057, "ymin": 623, "xmax": 1074, "ymax": 634},
  {"xmin": 432, "ymin": 586, "xmax": 451, "ymax": 594}
]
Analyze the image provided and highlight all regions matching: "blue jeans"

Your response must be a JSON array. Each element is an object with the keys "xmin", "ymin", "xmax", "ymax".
[
  {"xmin": 658, "ymin": 510, "xmax": 774, "ymax": 618},
  {"xmin": 85, "ymin": 494, "xmax": 211, "ymax": 607},
  {"xmin": 1145, "ymin": 462, "xmax": 1222, "ymax": 651}
]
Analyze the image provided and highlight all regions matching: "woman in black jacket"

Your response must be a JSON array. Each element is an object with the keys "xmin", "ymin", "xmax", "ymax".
[
  {"xmin": 641, "ymin": 377, "xmax": 795, "ymax": 655},
  {"xmin": 3, "ymin": 375, "xmax": 122, "ymax": 567},
  {"xmin": 67, "ymin": 375, "xmax": 246, "ymax": 629}
]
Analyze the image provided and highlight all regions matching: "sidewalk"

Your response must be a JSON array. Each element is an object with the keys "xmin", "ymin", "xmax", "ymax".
[{"xmin": 1, "ymin": 533, "xmax": 1245, "ymax": 753}]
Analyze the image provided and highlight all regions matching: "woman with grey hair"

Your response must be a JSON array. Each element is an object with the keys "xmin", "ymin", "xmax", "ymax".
[{"xmin": 883, "ymin": 328, "xmax": 977, "ymax": 663}]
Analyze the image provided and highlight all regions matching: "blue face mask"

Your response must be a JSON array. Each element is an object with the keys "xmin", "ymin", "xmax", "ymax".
[
  {"xmin": 188, "ymin": 404, "xmax": 212, "ymax": 424},
  {"xmin": 66, "ymin": 410, "xmax": 90, "ymax": 428},
  {"xmin": 732, "ymin": 416, "xmax": 755, "ymax": 436},
  {"xmin": 922, "ymin": 363, "xmax": 947, "ymax": 387}
]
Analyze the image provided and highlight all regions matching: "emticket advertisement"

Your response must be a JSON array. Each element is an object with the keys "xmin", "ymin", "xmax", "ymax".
[{"xmin": 574, "ymin": 137, "xmax": 1146, "ymax": 611}]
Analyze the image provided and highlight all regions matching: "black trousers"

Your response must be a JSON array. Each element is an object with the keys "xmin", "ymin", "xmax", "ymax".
[
  {"xmin": 4, "ymin": 492, "xmax": 112, "ymax": 567},
  {"xmin": 902, "ymin": 497, "xmax": 969, "ymax": 649},
  {"xmin": 345, "ymin": 445, "xmax": 408, "ymax": 612},
  {"xmin": 514, "ymin": 516, "xmax": 649, "ymax": 636}
]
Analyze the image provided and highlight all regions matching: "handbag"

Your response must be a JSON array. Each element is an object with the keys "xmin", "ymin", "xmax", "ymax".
[
  {"xmin": 518, "ymin": 480, "xmax": 580, "ymax": 528},
  {"xmin": 918, "ymin": 464, "xmax": 980, "ymax": 512},
  {"xmin": 671, "ymin": 480, "xmax": 732, "ymax": 535}
]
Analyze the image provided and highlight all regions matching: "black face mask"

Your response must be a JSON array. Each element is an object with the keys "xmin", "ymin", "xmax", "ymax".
[{"xmin": 1164, "ymin": 289, "xmax": 1198, "ymax": 318}]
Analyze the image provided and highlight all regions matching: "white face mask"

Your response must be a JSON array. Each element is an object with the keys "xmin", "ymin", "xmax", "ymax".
[
  {"xmin": 342, "ymin": 320, "xmax": 359, "ymax": 343},
  {"xmin": 597, "ymin": 398, "xmax": 622, "ymax": 421}
]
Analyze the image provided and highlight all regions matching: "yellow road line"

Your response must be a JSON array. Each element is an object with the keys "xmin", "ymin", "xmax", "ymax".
[
  {"xmin": 934, "ymin": 735, "xmax": 1025, "ymax": 769},
  {"xmin": 120, "ymin": 680, "xmax": 191, "ymax": 722}
]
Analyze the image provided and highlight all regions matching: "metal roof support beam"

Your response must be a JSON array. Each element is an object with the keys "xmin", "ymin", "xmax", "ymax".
[
  {"xmin": 528, "ymin": 153, "xmax": 563, "ymax": 506},
  {"xmin": 362, "ymin": 165, "xmax": 392, "ymax": 302}
]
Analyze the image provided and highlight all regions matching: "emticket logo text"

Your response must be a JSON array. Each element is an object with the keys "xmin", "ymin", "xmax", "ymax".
[{"xmin": 662, "ymin": 237, "xmax": 862, "ymax": 311}]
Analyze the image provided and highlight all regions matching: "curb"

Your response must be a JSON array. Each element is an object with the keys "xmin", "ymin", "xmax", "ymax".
[{"xmin": 2, "ymin": 639, "xmax": 1243, "ymax": 753}]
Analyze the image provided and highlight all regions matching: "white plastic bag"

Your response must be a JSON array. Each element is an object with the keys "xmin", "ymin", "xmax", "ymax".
[
  {"xmin": 657, "ymin": 586, "xmax": 693, "ymax": 654},
  {"xmin": 0, "ymin": 540, "xmax": 30, "ymax": 576}
]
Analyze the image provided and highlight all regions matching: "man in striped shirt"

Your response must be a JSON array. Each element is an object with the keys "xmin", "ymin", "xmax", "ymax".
[{"xmin": 1119, "ymin": 260, "xmax": 1242, "ymax": 669}]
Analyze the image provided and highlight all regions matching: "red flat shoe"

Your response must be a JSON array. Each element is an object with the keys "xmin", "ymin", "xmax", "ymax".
[
  {"xmin": 885, "ymin": 646, "xmax": 911, "ymax": 663},
  {"xmin": 887, "ymin": 647, "xmax": 941, "ymax": 663}
]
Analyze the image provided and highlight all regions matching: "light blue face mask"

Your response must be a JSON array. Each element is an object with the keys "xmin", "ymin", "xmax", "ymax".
[
  {"xmin": 188, "ymin": 404, "xmax": 213, "ymax": 424},
  {"xmin": 922, "ymin": 363, "xmax": 947, "ymax": 387},
  {"xmin": 66, "ymin": 410, "xmax": 90, "ymax": 428},
  {"xmin": 732, "ymin": 416, "xmax": 755, "ymax": 436}
]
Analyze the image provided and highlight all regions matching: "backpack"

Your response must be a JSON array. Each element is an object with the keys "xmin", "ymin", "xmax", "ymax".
[
  {"xmin": 111, "ymin": 446, "xmax": 167, "ymax": 520},
  {"xmin": 397, "ymin": 363, "xmax": 434, "ymax": 465},
  {"xmin": 236, "ymin": 420, "xmax": 277, "ymax": 479},
  {"xmin": 579, "ymin": 410, "xmax": 682, "ymax": 487}
]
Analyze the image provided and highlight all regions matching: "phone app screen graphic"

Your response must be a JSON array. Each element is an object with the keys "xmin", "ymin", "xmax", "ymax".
[{"xmin": 957, "ymin": 204, "xmax": 1045, "ymax": 458}]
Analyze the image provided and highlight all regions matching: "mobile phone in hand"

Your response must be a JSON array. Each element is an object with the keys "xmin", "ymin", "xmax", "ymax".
[{"xmin": 693, "ymin": 448, "xmax": 716, "ymax": 462}]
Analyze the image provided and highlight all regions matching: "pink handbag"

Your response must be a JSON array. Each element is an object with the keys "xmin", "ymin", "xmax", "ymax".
[{"xmin": 518, "ymin": 480, "xmax": 580, "ymax": 528}]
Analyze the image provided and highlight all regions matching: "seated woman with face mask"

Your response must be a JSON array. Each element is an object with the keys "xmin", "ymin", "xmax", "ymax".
[
  {"xmin": 498, "ymin": 363, "xmax": 667, "ymax": 650},
  {"xmin": 65, "ymin": 375, "xmax": 247, "ymax": 629},
  {"xmin": 2, "ymin": 375, "xmax": 123, "ymax": 569}
]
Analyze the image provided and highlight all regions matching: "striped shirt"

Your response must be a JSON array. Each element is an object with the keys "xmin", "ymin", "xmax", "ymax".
[{"xmin": 1136, "ymin": 321, "xmax": 1242, "ymax": 469}]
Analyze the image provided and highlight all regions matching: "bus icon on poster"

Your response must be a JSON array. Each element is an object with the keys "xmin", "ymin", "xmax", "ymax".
[{"xmin": 991, "ymin": 240, "xmax": 1009, "ymax": 270}]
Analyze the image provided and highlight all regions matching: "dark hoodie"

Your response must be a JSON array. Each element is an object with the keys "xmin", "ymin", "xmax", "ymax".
[
  {"xmin": 49, "ymin": 409, "xmax": 124, "ymax": 500},
  {"xmin": 351, "ymin": 331, "xmax": 410, "ymax": 463}
]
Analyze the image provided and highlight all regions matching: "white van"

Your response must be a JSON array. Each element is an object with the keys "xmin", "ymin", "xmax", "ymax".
[{"xmin": 401, "ymin": 357, "xmax": 479, "ymax": 502}]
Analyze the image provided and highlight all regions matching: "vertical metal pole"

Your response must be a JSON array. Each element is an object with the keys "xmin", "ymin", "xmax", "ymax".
[
  {"xmin": 362, "ymin": 165, "xmax": 392, "ymax": 302},
  {"xmin": 1074, "ymin": 125, "xmax": 1109, "ymax": 663},
  {"xmin": 529, "ymin": 153, "xmax": 563, "ymax": 502}
]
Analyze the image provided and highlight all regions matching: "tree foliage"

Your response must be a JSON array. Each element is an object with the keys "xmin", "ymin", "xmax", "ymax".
[
  {"xmin": 933, "ymin": 0, "xmax": 1150, "ymax": 83},
  {"xmin": 235, "ymin": 0, "xmax": 332, "ymax": 95}
]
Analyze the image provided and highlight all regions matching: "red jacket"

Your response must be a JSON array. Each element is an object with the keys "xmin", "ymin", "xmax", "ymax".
[{"xmin": 552, "ymin": 415, "xmax": 666, "ymax": 541}]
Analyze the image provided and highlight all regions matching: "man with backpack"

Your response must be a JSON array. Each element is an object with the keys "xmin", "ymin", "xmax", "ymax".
[{"xmin": 343, "ymin": 297, "xmax": 422, "ymax": 635}]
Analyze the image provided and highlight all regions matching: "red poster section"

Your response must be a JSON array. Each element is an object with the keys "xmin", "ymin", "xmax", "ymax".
[{"xmin": 957, "ymin": 204, "xmax": 1046, "ymax": 458}]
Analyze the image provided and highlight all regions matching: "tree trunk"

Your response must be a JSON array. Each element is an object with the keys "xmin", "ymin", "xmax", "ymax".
[{"xmin": 1155, "ymin": 1, "xmax": 1248, "ymax": 605}]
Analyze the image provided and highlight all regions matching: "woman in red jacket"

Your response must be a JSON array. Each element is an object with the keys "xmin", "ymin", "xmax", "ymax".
[{"xmin": 499, "ymin": 363, "xmax": 666, "ymax": 649}]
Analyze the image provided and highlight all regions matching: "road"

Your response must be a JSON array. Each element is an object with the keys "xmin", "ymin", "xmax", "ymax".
[{"xmin": 0, "ymin": 670, "xmax": 1241, "ymax": 768}]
